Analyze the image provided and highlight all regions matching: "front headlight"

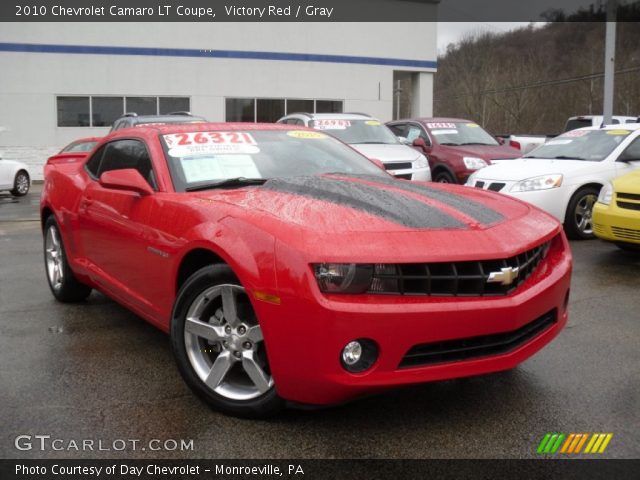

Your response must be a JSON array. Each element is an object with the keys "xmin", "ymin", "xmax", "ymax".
[
  {"xmin": 463, "ymin": 157, "xmax": 488, "ymax": 170},
  {"xmin": 314, "ymin": 263, "xmax": 373, "ymax": 293},
  {"xmin": 597, "ymin": 182, "xmax": 613, "ymax": 205},
  {"xmin": 414, "ymin": 155, "xmax": 429, "ymax": 169},
  {"xmin": 510, "ymin": 174, "xmax": 563, "ymax": 192}
]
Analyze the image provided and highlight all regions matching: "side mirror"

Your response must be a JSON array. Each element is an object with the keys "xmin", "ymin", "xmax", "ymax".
[
  {"xmin": 99, "ymin": 169, "xmax": 154, "ymax": 196},
  {"xmin": 370, "ymin": 158, "xmax": 386, "ymax": 171},
  {"xmin": 412, "ymin": 137, "xmax": 428, "ymax": 149},
  {"xmin": 397, "ymin": 136, "xmax": 411, "ymax": 146},
  {"xmin": 496, "ymin": 137, "xmax": 506, "ymax": 145}
]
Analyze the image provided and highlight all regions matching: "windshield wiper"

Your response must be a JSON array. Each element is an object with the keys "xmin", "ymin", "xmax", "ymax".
[
  {"xmin": 353, "ymin": 141, "xmax": 390, "ymax": 145},
  {"xmin": 440, "ymin": 142, "xmax": 461, "ymax": 146},
  {"xmin": 185, "ymin": 177, "xmax": 267, "ymax": 192},
  {"xmin": 459, "ymin": 142, "xmax": 494, "ymax": 146}
]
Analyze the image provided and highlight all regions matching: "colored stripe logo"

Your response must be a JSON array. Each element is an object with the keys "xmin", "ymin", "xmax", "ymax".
[{"xmin": 537, "ymin": 433, "xmax": 613, "ymax": 454}]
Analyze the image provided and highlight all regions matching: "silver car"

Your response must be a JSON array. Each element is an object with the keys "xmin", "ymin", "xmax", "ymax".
[{"xmin": 277, "ymin": 113, "xmax": 431, "ymax": 181}]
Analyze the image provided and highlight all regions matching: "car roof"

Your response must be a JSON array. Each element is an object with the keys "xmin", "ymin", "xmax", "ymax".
[
  {"xmin": 116, "ymin": 122, "xmax": 313, "ymax": 135},
  {"xmin": 407, "ymin": 117, "xmax": 474, "ymax": 124},
  {"xmin": 571, "ymin": 123, "xmax": 640, "ymax": 132}
]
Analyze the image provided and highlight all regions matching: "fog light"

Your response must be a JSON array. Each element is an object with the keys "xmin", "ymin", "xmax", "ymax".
[
  {"xmin": 342, "ymin": 341, "xmax": 362, "ymax": 365},
  {"xmin": 340, "ymin": 338, "xmax": 378, "ymax": 373}
]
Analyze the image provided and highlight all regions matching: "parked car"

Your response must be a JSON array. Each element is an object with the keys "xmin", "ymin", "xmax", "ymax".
[
  {"xmin": 0, "ymin": 154, "xmax": 31, "ymax": 196},
  {"xmin": 110, "ymin": 111, "xmax": 206, "ymax": 132},
  {"xmin": 593, "ymin": 169, "xmax": 640, "ymax": 251},
  {"xmin": 466, "ymin": 124, "xmax": 640, "ymax": 239},
  {"xmin": 505, "ymin": 115, "xmax": 638, "ymax": 155},
  {"xmin": 386, "ymin": 117, "xmax": 521, "ymax": 184},
  {"xmin": 59, "ymin": 137, "xmax": 101, "ymax": 153},
  {"xmin": 41, "ymin": 122, "xmax": 571, "ymax": 417},
  {"xmin": 277, "ymin": 113, "xmax": 431, "ymax": 181},
  {"xmin": 564, "ymin": 115, "xmax": 637, "ymax": 132}
]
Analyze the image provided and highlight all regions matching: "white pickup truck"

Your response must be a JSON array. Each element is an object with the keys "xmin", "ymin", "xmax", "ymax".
[{"xmin": 502, "ymin": 115, "xmax": 639, "ymax": 154}]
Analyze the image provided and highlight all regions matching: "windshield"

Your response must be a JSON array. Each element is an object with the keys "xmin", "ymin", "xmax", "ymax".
[
  {"xmin": 161, "ymin": 129, "xmax": 387, "ymax": 191},
  {"xmin": 62, "ymin": 141, "xmax": 97, "ymax": 153},
  {"xmin": 523, "ymin": 129, "xmax": 631, "ymax": 161},
  {"xmin": 426, "ymin": 122, "xmax": 499, "ymax": 146},
  {"xmin": 310, "ymin": 119, "xmax": 399, "ymax": 145}
]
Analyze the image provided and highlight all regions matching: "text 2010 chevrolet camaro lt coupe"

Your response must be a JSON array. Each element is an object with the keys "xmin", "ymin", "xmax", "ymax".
[{"xmin": 41, "ymin": 123, "xmax": 572, "ymax": 417}]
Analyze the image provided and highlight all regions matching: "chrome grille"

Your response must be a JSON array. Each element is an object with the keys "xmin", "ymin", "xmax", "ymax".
[{"xmin": 367, "ymin": 240, "xmax": 552, "ymax": 297}]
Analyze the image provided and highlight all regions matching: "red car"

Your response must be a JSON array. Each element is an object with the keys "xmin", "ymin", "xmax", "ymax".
[
  {"xmin": 387, "ymin": 118, "xmax": 521, "ymax": 184},
  {"xmin": 40, "ymin": 123, "xmax": 572, "ymax": 417}
]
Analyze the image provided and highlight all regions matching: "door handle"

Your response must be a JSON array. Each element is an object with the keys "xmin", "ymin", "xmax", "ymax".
[{"xmin": 80, "ymin": 198, "xmax": 94, "ymax": 208}]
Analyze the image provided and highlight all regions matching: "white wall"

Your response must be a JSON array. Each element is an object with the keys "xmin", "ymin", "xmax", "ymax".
[{"xmin": 0, "ymin": 21, "xmax": 437, "ymax": 179}]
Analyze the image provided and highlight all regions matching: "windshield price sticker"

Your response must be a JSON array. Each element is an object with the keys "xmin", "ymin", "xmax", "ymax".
[
  {"xmin": 164, "ymin": 132, "xmax": 259, "ymax": 156},
  {"xmin": 607, "ymin": 129, "xmax": 630, "ymax": 136},
  {"xmin": 314, "ymin": 119, "xmax": 351, "ymax": 130},
  {"xmin": 546, "ymin": 139, "xmax": 573, "ymax": 146},
  {"xmin": 365, "ymin": 120, "xmax": 382, "ymax": 126},
  {"xmin": 427, "ymin": 122, "xmax": 457, "ymax": 129},
  {"xmin": 466, "ymin": 123, "xmax": 480, "ymax": 128}
]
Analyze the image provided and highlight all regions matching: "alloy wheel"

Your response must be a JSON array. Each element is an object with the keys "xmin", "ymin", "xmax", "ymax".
[
  {"xmin": 574, "ymin": 193, "xmax": 597, "ymax": 235},
  {"xmin": 45, "ymin": 226, "xmax": 64, "ymax": 291}
]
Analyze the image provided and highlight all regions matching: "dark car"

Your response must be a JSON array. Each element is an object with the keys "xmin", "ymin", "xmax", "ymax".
[
  {"xmin": 387, "ymin": 117, "xmax": 521, "ymax": 184},
  {"xmin": 110, "ymin": 112, "xmax": 206, "ymax": 132}
]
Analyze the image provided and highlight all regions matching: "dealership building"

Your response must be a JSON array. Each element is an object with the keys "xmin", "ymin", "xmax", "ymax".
[{"xmin": 0, "ymin": 20, "xmax": 437, "ymax": 179}]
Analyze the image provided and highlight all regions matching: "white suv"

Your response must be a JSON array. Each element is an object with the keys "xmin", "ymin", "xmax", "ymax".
[{"xmin": 277, "ymin": 113, "xmax": 431, "ymax": 181}]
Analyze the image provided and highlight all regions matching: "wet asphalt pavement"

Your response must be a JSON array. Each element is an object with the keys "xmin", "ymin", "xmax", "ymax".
[{"xmin": 0, "ymin": 186, "xmax": 638, "ymax": 459}]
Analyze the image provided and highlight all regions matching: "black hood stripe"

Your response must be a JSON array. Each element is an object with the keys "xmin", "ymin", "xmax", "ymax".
[
  {"xmin": 263, "ymin": 176, "xmax": 466, "ymax": 229},
  {"xmin": 340, "ymin": 174, "xmax": 505, "ymax": 225}
]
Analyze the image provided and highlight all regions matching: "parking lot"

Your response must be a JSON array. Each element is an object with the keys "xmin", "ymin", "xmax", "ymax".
[{"xmin": 1, "ymin": 185, "xmax": 638, "ymax": 459}]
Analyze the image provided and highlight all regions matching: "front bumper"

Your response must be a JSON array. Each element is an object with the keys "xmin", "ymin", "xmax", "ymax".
[
  {"xmin": 593, "ymin": 201, "xmax": 640, "ymax": 245},
  {"xmin": 254, "ymin": 234, "xmax": 572, "ymax": 405}
]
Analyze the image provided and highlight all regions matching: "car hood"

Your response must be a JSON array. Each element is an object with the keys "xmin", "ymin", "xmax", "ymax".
[
  {"xmin": 474, "ymin": 158, "xmax": 603, "ymax": 181},
  {"xmin": 350, "ymin": 144, "xmax": 421, "ymax": 163},
  {"xmin": 612, "ymin": 169, "xmax": 640, "ymax": 193},
  {"xmin": 189, "ymin": 174, "xmax": 560, "ymax": 261},
  {"xmin": 440, "ymin": 144, "xmax": 521, "ymax": 161}
]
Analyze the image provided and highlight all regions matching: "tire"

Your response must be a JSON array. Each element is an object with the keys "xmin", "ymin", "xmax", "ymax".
[
  {"xmin": 43, "ymin": 216, "xmax": 92, "ymax": 302},
  {"xmin": 171, "ymin": 265, "xmax": 284, "ymax": 418},
  {"xmin": 564, "ymin": 187, "xmax": 600, "ymax": 240},
  {"xmin": 11, "ymin": 170, "xmax": 30, "ymax": 196},
  {"xmin": 434, "ymin": 170, "xmax": 456, "ymax": 184}
]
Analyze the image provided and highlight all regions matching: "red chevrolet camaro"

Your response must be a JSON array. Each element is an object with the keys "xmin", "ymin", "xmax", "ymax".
[{"xmin": 41, "ymin": 123, "xmax": 572, "ymax": 417}]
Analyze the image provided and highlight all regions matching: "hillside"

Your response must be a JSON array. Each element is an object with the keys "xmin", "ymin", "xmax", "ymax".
[{"xmin": 434, "ymin": 22, "xmax": 640, "ymax": 134}]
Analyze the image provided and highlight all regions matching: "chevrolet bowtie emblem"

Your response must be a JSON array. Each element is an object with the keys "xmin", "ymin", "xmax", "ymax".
[{"xmin": 487, "ymin": 266, "xmax": 520, "ymax": 286}]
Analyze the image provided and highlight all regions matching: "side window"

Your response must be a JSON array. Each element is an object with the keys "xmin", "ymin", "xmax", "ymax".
[
  {"xmin": 387, "ymin": 123, "xmax": 407, "ymax": 138},
  {"xmin": 619, "ymin": 138, "xmax": 640, "ymax": 161},
  {"xmin": 85, "ymin": 145, "xmax": 107, "ymax": 178},
  {"xmin": 97, "ymin": 140, "xmax": 156, "ymax": 189}
]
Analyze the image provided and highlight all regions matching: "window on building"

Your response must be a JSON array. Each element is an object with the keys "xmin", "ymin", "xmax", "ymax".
[
  {"xmin": 316, "ymin": 100, "xmax": 343, "ymax": 114},
  {"xmin": 225, "ymin": 98, "xmax": 344, "ymax": 122},
  {"xmin": 159, "ymin": 97, "xmax": 190, "ymax": 114},
  {"xmin": 57, "ymin": 96, "xmax": 192, "ymax": 127},
  {"xmin": 226, "ymin": 98, "xmax": 255, "ymax": 122},
  {"xmin": 287, "ymin": 99, "xmax": 314, "ymax": 114},
  {"xmin": 257, "ymin": 99, "xmax": 285, "ymax": 123},
  {"xmin": 126, "ymin": 97, "xmax": 157, "ymax": 115},
  {"xmin": 92, "ymin": 97, "xmax": 124, "ymax": 127},
  {"xmin": 57, "ymin": 96, "xmax": 90, "ymax": 127}
]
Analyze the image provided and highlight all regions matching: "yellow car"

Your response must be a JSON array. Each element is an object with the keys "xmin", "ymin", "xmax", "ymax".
[{"xmin": 593, "ymin": 170, "xmax": 640, "ymax": 250}]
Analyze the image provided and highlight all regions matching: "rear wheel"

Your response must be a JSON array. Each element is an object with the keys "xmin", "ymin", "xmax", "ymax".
[
  {"xmin": 434, "ymin": 170, "xmax": 455, "ymax": 184},
  {"xmin": 564, "ymin": 187, "xmax": 599, "ymax": 240},
  {"xmin": 43, "ymin": 216, "xmax": 92, "ymax": 302},
  {"xmin": 171, "ymin": 265, "xmax": 283, "ymax": 418},
  {"xmin": 11, "ymin": 170, "xmax": 30, "ymax": 196}
]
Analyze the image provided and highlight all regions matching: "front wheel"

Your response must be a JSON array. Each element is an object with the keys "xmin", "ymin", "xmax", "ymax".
[
  {"xmin": 564, "ymin": 187, "xmax": 600, "ymax": 240},
  {"xmin": 170, "ymin": 265, "xmax": 283, "ymax": 418},
  {"xmin": 11, "ymin": 170, "xmax": 30, "ymax": 196},
  {"xmin": 434, "ymin": 170, "xmax": 456, "ymax": 183},
  {"xmin": 43, "ymin": 216, "xmax": 92, "ymax": 302}
]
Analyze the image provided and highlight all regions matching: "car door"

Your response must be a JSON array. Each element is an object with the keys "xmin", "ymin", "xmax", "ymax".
[{"xmin": 77, "ymin": 138, "xmax": 164, "ymax": 317}]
